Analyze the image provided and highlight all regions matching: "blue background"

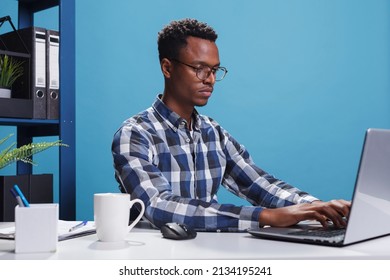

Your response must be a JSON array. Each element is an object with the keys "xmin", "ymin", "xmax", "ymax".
[{"xmin": 1, "ymin": 0, "xmax": 389, "ymax": 221}]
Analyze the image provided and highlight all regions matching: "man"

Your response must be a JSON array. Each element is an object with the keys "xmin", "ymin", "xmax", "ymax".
[{"xmin": 112, "ymin": 18, "xmax": 350, "ymax": 232}]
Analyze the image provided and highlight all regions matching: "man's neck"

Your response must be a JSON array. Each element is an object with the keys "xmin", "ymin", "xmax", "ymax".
[{"xmin": 161, "ymin": 94, "xmax": 194, "ymax": 128}]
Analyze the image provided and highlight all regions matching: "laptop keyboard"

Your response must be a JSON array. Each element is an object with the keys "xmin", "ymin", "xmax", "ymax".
[
  {"xmin": 288, "ymin": 228, "xmax": 346, "ymax": 238},
  {"xmin": 287, "ymin": 228, "xmax": 346, "ymax": 244}
]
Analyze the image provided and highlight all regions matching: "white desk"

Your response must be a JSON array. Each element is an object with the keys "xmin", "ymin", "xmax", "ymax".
[{"xmin": 1, "ymin": 222, "xmax": 390, "ymax": 260}]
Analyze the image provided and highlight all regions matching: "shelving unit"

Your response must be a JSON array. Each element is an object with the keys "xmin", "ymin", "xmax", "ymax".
[{"xmin": 0, "ymin": 0, "xmax": 75, "ymax": 220}]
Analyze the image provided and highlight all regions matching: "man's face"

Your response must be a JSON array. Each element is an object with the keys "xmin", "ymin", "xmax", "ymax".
[{"xmin": 166, "ymin": 36, "xmax": 220, "ymax": 112}]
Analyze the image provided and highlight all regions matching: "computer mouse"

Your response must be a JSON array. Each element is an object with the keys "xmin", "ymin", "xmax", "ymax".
[{"xmin": 160, "ymin": 222, "xmax": 197, "ymax": 240}]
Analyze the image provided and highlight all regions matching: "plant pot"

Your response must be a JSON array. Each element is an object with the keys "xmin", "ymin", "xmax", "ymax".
[{"xmin": 0, "ymin": 87, "xmax": 11, "ymax": 98}]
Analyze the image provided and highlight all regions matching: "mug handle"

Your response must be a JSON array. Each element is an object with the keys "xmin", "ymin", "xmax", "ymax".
[{"xmin": 127, "ymin": 199, "xmax": 145, "ymax": 232}]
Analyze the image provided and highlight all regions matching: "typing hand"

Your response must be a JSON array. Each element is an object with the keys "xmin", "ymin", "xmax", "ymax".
[{"xmin": 259, "ymin": 199, "xmax": 351, "ymax": 228}]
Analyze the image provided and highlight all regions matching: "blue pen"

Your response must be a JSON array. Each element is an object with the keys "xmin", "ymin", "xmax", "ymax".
[
  {"xmin": 68, "ymin": 221, "xmax": 88, "ymax": 232},
  {"xmin": 13, "ymin": 184, "xmax": 30, "ymax": 207},
  {"xmin": 9, "ymin": 188, "xmax": 24, "ymax": 207}
]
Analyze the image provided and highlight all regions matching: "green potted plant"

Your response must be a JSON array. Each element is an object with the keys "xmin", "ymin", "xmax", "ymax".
[{"xmin": 0, "ymin": 54, "xmax": 24, "ymax": 98}]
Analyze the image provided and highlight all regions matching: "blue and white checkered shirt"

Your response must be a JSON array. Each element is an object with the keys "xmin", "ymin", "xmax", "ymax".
[{"xmin": 112, "ymin": 95, "xmax": 318, "ymax": 232}]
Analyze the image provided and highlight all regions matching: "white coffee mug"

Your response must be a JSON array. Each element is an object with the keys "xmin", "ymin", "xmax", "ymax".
[{"xmin": 94, "ymin": 193, "xmax": 145, "ymax": 242}]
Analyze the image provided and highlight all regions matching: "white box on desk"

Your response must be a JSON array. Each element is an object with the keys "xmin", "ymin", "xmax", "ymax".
[{"xmin": 15, "ymin": 204, "xmax": 58, "ymax": 253}]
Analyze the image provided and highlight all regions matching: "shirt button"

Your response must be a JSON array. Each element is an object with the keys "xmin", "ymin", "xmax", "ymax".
[{"xmin": 186, "ymin": 138, "xmax": 190, "ymax": 143}]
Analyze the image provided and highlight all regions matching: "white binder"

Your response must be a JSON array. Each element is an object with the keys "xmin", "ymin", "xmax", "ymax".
[{"xmin": 46, "ymin": 29, "xmax": 60, "ymax": 119}]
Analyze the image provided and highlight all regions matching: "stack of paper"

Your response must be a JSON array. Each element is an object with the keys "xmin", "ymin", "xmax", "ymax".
[{"xmin": 0, "ymin": 220, "xmax": 96, "ymax": 241}]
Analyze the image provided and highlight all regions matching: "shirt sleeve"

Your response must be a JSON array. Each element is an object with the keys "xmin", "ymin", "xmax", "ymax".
[
  {"xmin": 112, "ymin": 123, "xmax": 262, "ymax": 232},
  {"xmin": 218, "ymin": 124, "xmax": 319, "ymax": 213}
]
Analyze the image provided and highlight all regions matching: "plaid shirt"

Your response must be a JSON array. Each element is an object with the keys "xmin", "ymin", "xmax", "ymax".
[{"xmin": 112, "ymin": 96, "xmax": 318, "ymax": 232}]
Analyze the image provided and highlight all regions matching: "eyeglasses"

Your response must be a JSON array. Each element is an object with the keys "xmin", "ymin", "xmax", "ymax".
[{"xmin": 171, "ymin": 58, "xmax": 228, "ymax": 82}]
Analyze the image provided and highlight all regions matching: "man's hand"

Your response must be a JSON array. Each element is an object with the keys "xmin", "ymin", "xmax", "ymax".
[{"xmin": 259, "ymin": 199, "xmax": 351, "ymax": 228}]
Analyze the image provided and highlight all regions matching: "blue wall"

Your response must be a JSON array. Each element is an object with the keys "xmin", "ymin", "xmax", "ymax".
[{"xmin": 1, "ymin": 0, "xmax": 390, "ymax": 221}]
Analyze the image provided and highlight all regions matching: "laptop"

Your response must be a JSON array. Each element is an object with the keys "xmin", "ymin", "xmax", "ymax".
[{"xmin": 248, "ymin": 128, "xmax": 390, "ymax": 247}]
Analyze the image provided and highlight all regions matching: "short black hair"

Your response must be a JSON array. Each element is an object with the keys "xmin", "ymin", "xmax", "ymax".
[{"xmin": 157, "ymin": 18, "xmax": 218, "ymax": 62}]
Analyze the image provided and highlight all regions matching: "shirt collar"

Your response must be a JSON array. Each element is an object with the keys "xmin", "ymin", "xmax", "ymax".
[{"xmin": 152, "ymin": 94, "xmax": 201, "ymax": 132}]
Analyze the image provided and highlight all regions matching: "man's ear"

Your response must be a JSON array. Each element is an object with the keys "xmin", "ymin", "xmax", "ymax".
[{"xmin": 161, "ymin": 58, "xmax": 172, "ymax": 79}]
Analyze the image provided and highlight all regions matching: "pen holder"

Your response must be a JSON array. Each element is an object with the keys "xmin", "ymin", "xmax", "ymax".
[{"xmin": 15, "ymin": 204, "xmax": 58, "ymax": 253}]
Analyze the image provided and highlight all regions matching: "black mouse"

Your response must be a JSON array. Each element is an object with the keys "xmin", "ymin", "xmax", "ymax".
[{"xmin": 160, "ymin": 222, "xmax": 197, "ymax": 240}]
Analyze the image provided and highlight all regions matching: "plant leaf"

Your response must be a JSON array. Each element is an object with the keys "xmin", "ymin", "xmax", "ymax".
[
  {"xmin": 0, "ymin": 55, "xmax": 24, "ymax": 88},
  {"xmin": 0, "ymin": 135, "xmax": 69, "ymax": 169}
]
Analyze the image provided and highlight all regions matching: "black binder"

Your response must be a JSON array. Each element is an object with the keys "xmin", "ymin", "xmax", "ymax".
[
  {"xmin": 0, "ymin": 27, "xmax": 47, "ymax": 119},
  {"xmin": 29, "ymin": 173, "xmax": 53, "ymax": 203},
  {"xmin": 0, "ymin": 175, "xmax": 29, "ymax": 222},
  {"xmin": 0, "ymin": 174, "xmax": 53, "ymax": 222},
  {"xmin": 46, "ymin": 29, "xmax": 60, "ymax": 119}
]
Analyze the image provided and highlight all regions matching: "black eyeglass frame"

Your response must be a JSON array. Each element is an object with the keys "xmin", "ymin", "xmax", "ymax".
[{"xmin": 170, "ymin": 58, "xmax": 228, "ymax": 81}]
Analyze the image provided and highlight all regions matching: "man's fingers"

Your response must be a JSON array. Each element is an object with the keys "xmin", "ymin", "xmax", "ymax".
[
  {"xmin": 259, "ymin": 200, "xmax": 352, "ymax": 228},
  {"xmin": 314, "ymin": 200, "xmax": 350, "ymax": 228}
]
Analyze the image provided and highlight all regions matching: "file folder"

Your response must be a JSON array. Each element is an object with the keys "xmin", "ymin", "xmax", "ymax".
[
  {"xmin": 0, "ymin": 175, "xmax": 29, "ymax": 222},
  {"xmin": 0, "ymin": 27, "xmax": 47, "ymax": 119},
  {"xmin": 46, "ymin": 29, "xmax": 60, "ymax": 119},
  {"xmin": 0, "ymin": 174, "xmax": 53, "ymax": 222},
  {"xmin": 29, "ymin": 173, "xmax": 53, "ymax": 203}
]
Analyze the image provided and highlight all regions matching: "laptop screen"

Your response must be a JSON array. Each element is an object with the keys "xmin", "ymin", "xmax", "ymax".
[{"xmin": 344, "ymin": 128, "xmax": 390, "ymax": 244}]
